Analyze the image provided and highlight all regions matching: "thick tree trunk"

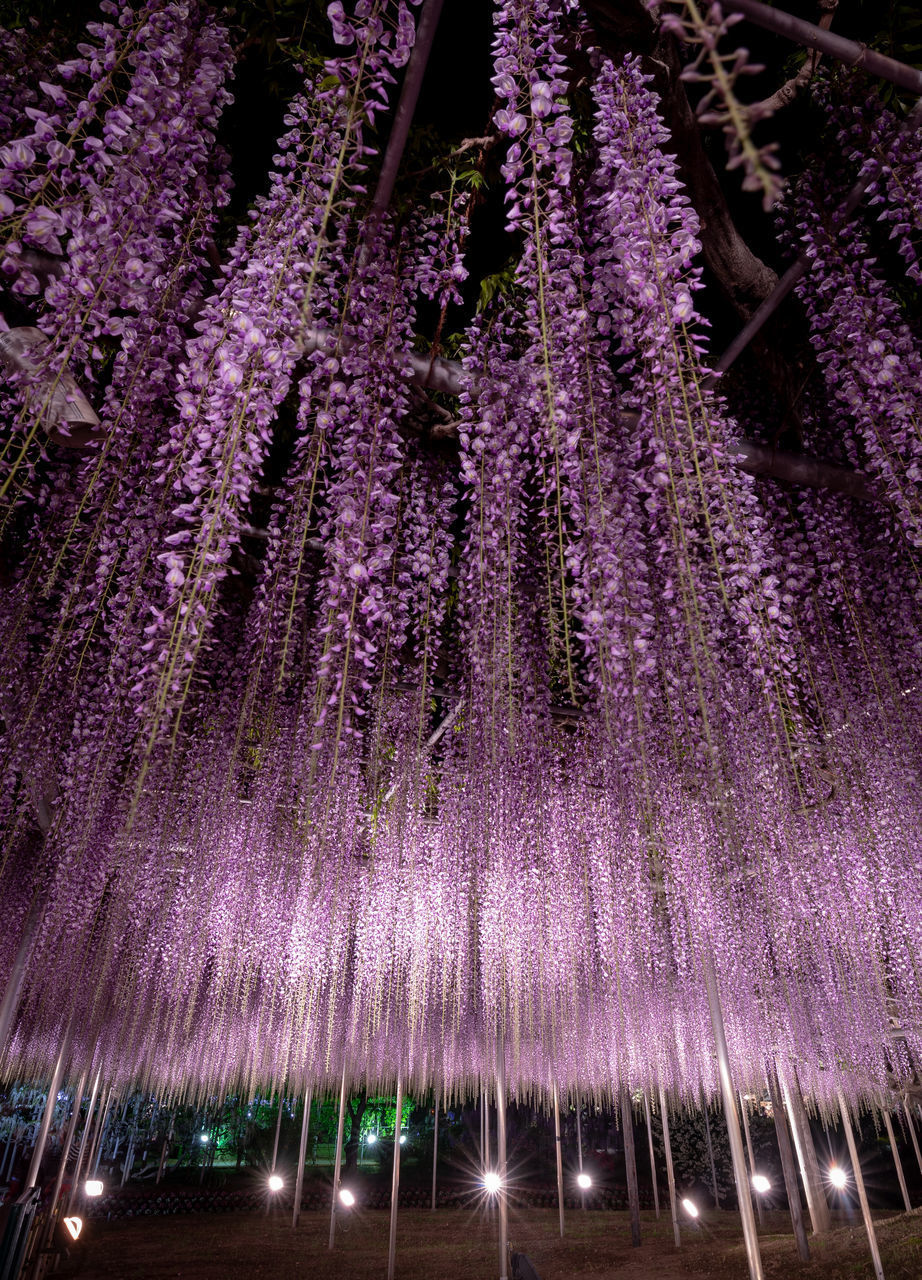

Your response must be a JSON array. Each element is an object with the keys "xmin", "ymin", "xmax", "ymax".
[{"xmin": 343, "ymin": 1092, "xmax": 368, "ymax": 1176}]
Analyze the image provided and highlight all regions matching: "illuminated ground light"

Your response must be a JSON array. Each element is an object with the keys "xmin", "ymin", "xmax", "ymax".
[
  {"xmin": 339, "ymin": 1187, "xmax": 356, "ymax": 1207},
  {"xmin": 681, "ymin": 1197, "xmax": 699, "ymax": 1218},
  {"xmin": 366, "ymin": 1133, "xmax": 377, "ymax": 1145},
  {"xmin": 399, "ymin": 1133, "xmax": 407, "ymax": 1144},
  {"xmin": 268, "ymin": 1174, "xmax": 283, "ymax": 1192},
  {"xmin": 483, "ymin": 1171, "xmax": 502, "ymax": 1194},
  {"xmin": 84, "ymin": 1180, "xmax": 104, "ymax": 1198},
  {"xmin": 199, "ymin": 1132, "xmax": 209, "ymax": 1143},
  {"xmin": 576, "ymin": 1173, "xmax": 592, "ymax": 1190},
  {"xmin": 751, "ymin": 1174, "xmax": 771, "ymax": 1194},
  {"xmin": 829, "ymin": 1166, "xmax": 848, "ymax": 1189},
  {"xmin": 62, "ymin": 1217, "xmax": 82, "ymax": 1241}
]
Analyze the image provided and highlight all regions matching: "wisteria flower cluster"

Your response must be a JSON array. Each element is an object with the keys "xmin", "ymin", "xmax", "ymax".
[{"xmin": 0, "ymin": 0, "xmax": 921, "ymax": 1126}]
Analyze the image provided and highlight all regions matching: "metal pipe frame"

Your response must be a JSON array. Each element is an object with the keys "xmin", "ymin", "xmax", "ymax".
[
  {"xmin": 837, "ymin": 1090, "xmax": 885, "ymax": 1280},
  {"xmin": 703, "ymin": 957, "xmax": 764, "ymax": 1280},
  {"xmin": 553, "ymin": 1083, "xmax": 565, "ymax": 1238},
  {"xmin": 328, "ymin": 1070, "xmax": 348, "ymax": 1249},
  {"xmin": 387, "ymin": 1072, "xmax": 404, "ymax": 1280},
  {"xmin": 292, "ymin": 1087, "xmax": 312, "ymax": 1230}
]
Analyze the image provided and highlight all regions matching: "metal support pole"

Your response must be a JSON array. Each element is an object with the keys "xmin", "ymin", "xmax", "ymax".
[
  {"xmin": 65, "ymin": 1070, "xmax": 100, "ymax": 1212},
  {"xmin": 387, "ymin": 1072, "xmax": 404, "ymax": 1280},
  {"xmin": 620, "ymin": 1085, "xmax": 641, "ymax": 1247},
  {"xmin": 643, "ymin": 1090, "xmax": 661, "ymax": 1219},
  {"xmin": 431, "ymin": 1097, "xmax": 438, "ymax": 1211},
  {"xmin": 292, "ymin": 1086, "xmax": 312, "ymax": 1229},
  {"xmin": 658, "ymin": 1084, "xmax": 681, "ymax": 1247},
  {"xmin": 0, "ymin": 897, "xmax": 42, "ymax": 1061},
  {"xmin": 837, "ymin": 1091, "xmax": 885, "ymax": 1280},
  {"xmin": 552, "ymin": 1084, "xmax": 565, "ymax": 1238},
  {"xmin": 25, "ymin": 1044, "xmax": 67, "ymax": 1190},
  {"xmin": 483, "ymin": 1088, "xmax": 490, "ymax": 1170},
  {"xmin": 42, "ymin": 1070, "xmax": 87, "ymax": 1250},
  {"xmin": 766, "ymin": 1070, "xmax": 809, "ymax": 1262},
  {"xmin": 904, "ymin": 1101, "xmax": 922, "ymax": 1177},
  {"xmin": 271, "ymin": 1094, "xmax": 284, "ymax": 1173},
  {"xmin": 739, "ymin": 1092, "xmax": 762, "ymax": 1227},
  {"xmin": 89, "ymin": 1089, "xmax": 114, "ymax": 1178},
  {"xmin": 496, "ymin": 1042, "xmax": 508, "ymax": 1280},
  {"xmin": 782, "ymin": 1074, "xmax": 830, "ymax": 1234},
  {"xmin": 328, "ymin": 1070, "xmax": 348, "ymax": 1249},
  {"xmin": 881, "ymin": 1109, "xmax": 911, "ymax": 1212},
  {"xmin": 702, "ymin": 1094, "xmax": 720, "ymax": 1209},
  {"xmin": 703, "ymin": 957, "xmax": 764, "ymax": 1280}
]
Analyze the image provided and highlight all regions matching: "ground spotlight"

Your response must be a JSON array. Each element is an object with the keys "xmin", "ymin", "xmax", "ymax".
[
  {"xmin": 199, "ymin": 1132, "xmax": 209, "ymax": 1143},
  {"xmin": 576, "ymin": 1172, "xmax": 592, "ymax": 1190},
  {"xmin": 84, "ymin": 1180, "xmax": 104, "ymax": 1198},
  {"xmin": 483, "ymin": 1171, "xmax": 502, "ymax": 1194},
  {"xmin": 367, "ymin": 1132, "xmax": 377, "ymax": 1145},
  {"xmin": 268, "ymin": 1174, "xmax": 283, "ymax": 1192},
  {"xmin": 62, "ymin": 1216, "xmax": 82, "ymax": 1241},
  {"xmin": 829, "ymin": 1165, "xmax": 848, "ymax": 1189},
  {"xmin": 751, "ymin": 1174, "xmax": 771, "ymax": 1194},
  {"xmin": 399, "ymin": 1133, "xmax": 407, "ymax": 1144},
  {"xmin": 681, "ymin": 1197, "xmax": 699, "ymax": 1218},
  {"xmin": 339, "ymin": 1187, "xmax": 356, "ymax": 1207}
]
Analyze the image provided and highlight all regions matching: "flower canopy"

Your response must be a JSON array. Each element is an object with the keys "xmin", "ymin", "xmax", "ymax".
[{"xmin": 0, "ymin": 0, "xmax": 921, "ymax": 1112}]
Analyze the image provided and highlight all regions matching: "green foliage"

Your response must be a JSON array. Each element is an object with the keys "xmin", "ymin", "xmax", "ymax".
[{"xmin": 477, "ymin": 257, "xmax": 520, "ymax": 314}]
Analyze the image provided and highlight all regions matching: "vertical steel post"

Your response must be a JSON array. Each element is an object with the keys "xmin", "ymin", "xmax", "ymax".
[
  {"xmin": 553, "ymin": 1084, "xmax": 565, "ymax": 1238},
  {"xmin": 643, "ymin": 1089, "xmax": 661, "ymax": 1219},
  {"xmin": 292, "ymin": 1087, "xmax": 312, "ymax": 1229},
  {"xmin": 484, "ymin": 1088, "xmax": 490, "ymax": 1169},
  {"xmin": 837, "ymin": 1090, "xmax": 885, "ymax": 1280},
  {"xmin": 881, "ymin": 1108, "xmax": 911, "ymax": 1212},
  {"xmin": 620, "ymin": 1085, "xmax": 641, "ymax": 1247},
  {"xmin": 90, "ymin": 1089, "xmax": 114, "ymax": 1178},
  {"xmin": 25, "ymin": 1044, "xmax": 67, "ymax": 1189},
  {"xmin": 658, "ymin": 1084, "xmax": 681, "ymax": 1247},
  {"xmin": 496, "ymin": 1040, "xmax": 508, "ymax": 1280},
  {"xmin": 702, "ymin": 1094, "xmax": 720, "ymax": 1208},
  {"xmin": 271, "ymin": 1094, "xmax": 284, "ymax": 1173},
  {"xmin": 328, "ymin": 1070, "xmax": 348, "ymax": 1249},
  {"xmin": 42, "ymin": 1069, "xmax": 87, "ymax": 1249},
  {"xmin": 782, "ymin": 1075, "xmax": 830, "ymax": 1233},
  {"xmin": 66, "ymin": 1069, "xmax": 100, "ymax": 1212},
  {"xmin": 703, "ymin": 957, "xmax": 764, "ymax": 1280},
  {"xmin": 431, "ymin": 1096, "xmax": 438, "ymax": 1211},
  {"xmin": 903, "ymin": 1100, "xmax": 922, "ymax": 1177},
  {"xmin": 387, "ymin": 1072, "xmax": 404, "ymax": 1280},
  {"xmin": 766, "ymin": 1069, "xmax": 809, "ymax": 1262},
  {"xmin": 739, "ymin": 1091, "xmax": 762, "ymax": 1226}
]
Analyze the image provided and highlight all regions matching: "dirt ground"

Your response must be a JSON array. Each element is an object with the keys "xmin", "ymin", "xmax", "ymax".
[{"xmin": 62, "ymin": 1205, "xmax": 922, "ymax": 1279}]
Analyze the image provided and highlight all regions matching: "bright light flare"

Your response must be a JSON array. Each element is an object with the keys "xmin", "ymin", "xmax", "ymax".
[
  {"xmin": 576, "ymin": 1172, "xmax": 592, "ymax": 1190},
  {"xmin": 63, "ymin": 1216, "xmax": 82, "ymax": 1241},
  {"xmin": 199, "ymin": 1132, "xmax": 209, "ymax": 1143},
  {"xmin": 483, "ymin": 1171, "xmax": 502, "ymax": 1194},
  {"xmin": 339, "ymin": 1187, "xmax": 356, "ymax": 1207},
  {"xmin": 751, "ymin": 1174, "xmax": 771, "ymax": 1194},
  {"xmin": 268, "ymin": 1174, "xmax": 283, "ymax": 1192},
  {"xmin": 366, "ymin": 1133, "xmax": 377, "ymax": 1144},
  {"xmin": 829, "ymin": 1165, "xmax": 848, "ymax": 1189},
  {"xmin": 84, "ymin": 1180, "xmax": 103, "ymax": 1198},
  {"xmin": 399, "ymin": 1133, "xmax": 407, "ymax": 1144},
  {"xmin": 681, "ymin": 1197, "xmax": 699, "ymax": 1218}
]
